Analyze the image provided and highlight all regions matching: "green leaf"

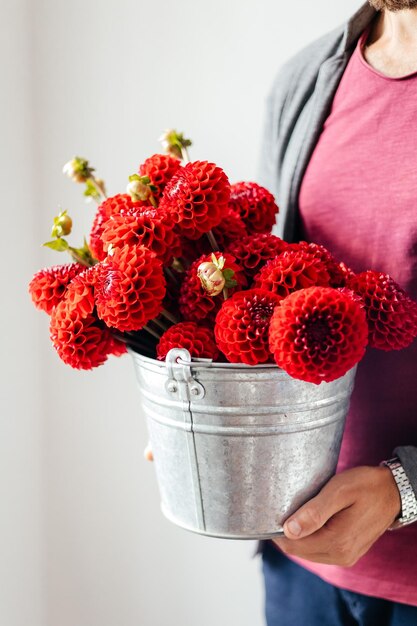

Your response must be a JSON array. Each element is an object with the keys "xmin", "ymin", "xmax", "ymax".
[
  {"xmin": 84, "ymin": 179, "xmax": 100, "ymax": 199},
  {"xmin": 73, "ymin": 157, "xmax": 95, "ymax": 176},
  {"xmin": 43, "ymin": 238, "xmax": 69, "ymax": 252},
  {"xmin": 224, "ymin": 278, "xmax": 238, "ymax": 289},
  {"xmin": 129, "ymin": 173, "xmax": 140, "ymax": 182},
  {"xmin": 69, "ymin": 239, "xmax": 97, "ymax": 266},
  {"xmin": 223, "ymin": 268, "xmax": 235, "ymax": 281}
]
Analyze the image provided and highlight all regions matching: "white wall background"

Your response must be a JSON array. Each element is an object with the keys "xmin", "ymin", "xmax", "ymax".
[{"xmin": 3, "ymin": 1, "xmax": 363, "ymax": 625}]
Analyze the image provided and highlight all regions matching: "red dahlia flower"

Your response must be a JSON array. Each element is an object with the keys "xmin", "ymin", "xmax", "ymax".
[
  {"xmin": 179, "ymin": 252, "xmax": 246, "ymax": 322},
  {"xmin": 215, "ymin": 289, "xmax": 282, "ymax": 365},
  {"xmin": 229, "ymin": 182, "xmax": 278, "ymax": 234},
  {"xmin": 157, "ymin": 322, "xmax": 219, "ymax": 361},
  {"xmin": 89, "ymin": 193, "xmax": 150, "ymax": 261},
  {"xmin": 29, "ymin": 263, "xmax": 84, "ymax": 314},
  {"xmin": 107, "ymin": 335, "xmax": 128, "ymax": 357},
  {"xmin": 227, "ymin": 233, "xmax": 288, "ymax": 280},
  {"xmin": 64, "ymin": 265, "xmax": 97, "ymax": 315},
  {"xmin": 269, "ymin": 286, "xmax": 368, "ymax": 384},
  {"xmin": 101, "ymin": 205, "xmax": 181, "ymax": 266},
  {"xmin": 253, "ymin": 248, "xmax": 331, "ymax": 298},
  {"xmin": 287, "ymin": 241, "xmax": 350, "ymax": 288},
  {"xmin": 95, "ymin": 244, "xmax": 166, "ymax": 332},
  {"xmin": 138, "ymin": 153, "xmax": 181, "ymax": 200},
  {"xmin": 211, "ymin": 207, "xmax": 247, "ymax": 248},
  {"xmin": 160, "ymin": 161, "xmax": 231, "ymax": 240},
  {"xmin": 50, "ymin": 268, "xmax": 123, "ymax": 369},
  {"xmin": 347, "ymin": 270, "xmax": 417, "ymax": 350}
]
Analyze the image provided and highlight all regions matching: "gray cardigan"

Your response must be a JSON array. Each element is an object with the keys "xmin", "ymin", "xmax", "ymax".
[{"xmin": 259, "ymin": 2, "xmax": 417, "ymax": 496}]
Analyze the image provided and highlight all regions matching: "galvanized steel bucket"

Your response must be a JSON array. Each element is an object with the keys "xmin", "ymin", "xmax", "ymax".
[{"xmin": 130, "ymin": 348, "xmax": 356, "ymax": 540}]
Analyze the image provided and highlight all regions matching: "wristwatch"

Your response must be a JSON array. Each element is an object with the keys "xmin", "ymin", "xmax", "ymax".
[{"xmin": 381, "ymin": 457, "xmax": 417, "ymax": 530}]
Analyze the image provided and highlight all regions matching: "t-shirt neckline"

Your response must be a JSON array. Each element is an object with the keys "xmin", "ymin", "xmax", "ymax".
[{"xmin": 357, "ymin": 25, "xmax": 417, "ymax": 81}]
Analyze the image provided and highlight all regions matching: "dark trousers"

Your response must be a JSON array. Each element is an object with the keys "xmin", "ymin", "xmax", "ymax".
[{"xmin": 262, "ymin": 541, "xmax": 417, "ymax": 626}]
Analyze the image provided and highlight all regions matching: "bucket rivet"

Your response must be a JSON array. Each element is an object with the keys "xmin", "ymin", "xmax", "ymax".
[
  {"xmin": 191, "ymin": 386, "xmax": 199, "ymax": 395},
  {"xmin": 167, "ymin": 382, "xmax": 177, "ymax": 393}
]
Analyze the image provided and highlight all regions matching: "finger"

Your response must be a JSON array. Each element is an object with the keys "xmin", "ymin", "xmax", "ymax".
[
  {"xmin": 283, "ymin": 475, "xmax": 355, "ymax": 540},
  {"xmin": 144, "ymin": 443, "xmax": 154, "ymax": 462},
  {"xmin": 276, "ymin": 505, "xmax": 375, "ymax": 566},
  {"xmin": 274, "ymin": 527, "xmax": 337, "ymax": 564}
]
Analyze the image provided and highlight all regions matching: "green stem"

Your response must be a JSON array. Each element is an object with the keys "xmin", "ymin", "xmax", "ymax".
[
  {"xmin": 181, "ymin": 145, "xmax": 191, "ymax": 164},
  {"xmin": 68, "ymin": 245, "xmax": 97, "ymax": 267},
  {"xmin": 206, "ymin": 230, "xmax": 219, "ymax": 252},
  {"xmin": 143, "ymin": 324, "xmax": 161, "ymax": 340},
  {"xmin": 89, "ymin": 176, "xmax": 107, "ymax": 202},
  {"xmin": 222, "ymin": 287, "xmax": 229, "ymax": 300},
  {"xmin": 172, "ymin": 257, "xmax": 188, "ymax": 272},
  {"xmin": 112, "ymin": 332, "xmax": 151, "ymax": 355},
  {"xmin": 161, "ymin": 308, "xmax": 179, "ymax": 325},
  {"xmin": 151, "ymin": 318, "xmax": 168, "ymax": 333},
  {"xmin": 164, "ymin": 267, "xmax": 180, "ymax": 287},
  {"xmin": 68, "ymin": 248, "xmax": 92, "ymax": 267}
]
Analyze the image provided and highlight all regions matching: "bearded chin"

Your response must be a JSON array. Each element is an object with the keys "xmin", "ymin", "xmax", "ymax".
[{"xmin": 369, "ymin": 0, "xmax": 417, "ymax": 10}]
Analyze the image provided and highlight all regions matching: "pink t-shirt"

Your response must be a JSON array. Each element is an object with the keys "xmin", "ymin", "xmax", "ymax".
[{"xmin": 294, "ymin": 27, "xmax": 417, "ymax": 605}]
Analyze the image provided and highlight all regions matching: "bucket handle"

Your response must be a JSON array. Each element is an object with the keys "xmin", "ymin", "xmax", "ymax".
[{"xmin": 165, "ymin": 349, "xmax": 206, "ymax": 400}]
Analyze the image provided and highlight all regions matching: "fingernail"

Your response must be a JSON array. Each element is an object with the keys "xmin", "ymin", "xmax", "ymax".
[{"xmin": 286, "ymin": 519, "xmax": 302, "ymax": 537}]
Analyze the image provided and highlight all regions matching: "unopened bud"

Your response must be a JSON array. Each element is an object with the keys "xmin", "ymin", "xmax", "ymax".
[
  {"xmin": 127, "ymin": 179, "xmax": 152, "ymax": 202},
  {"xmin": 159, "ymin": 129, "xmax": 192, "ymax": 160},
  {"xmin": 63, "ymin": 157, "xmax": 93, "ymax": 183},
  {"xmin": 51, "ymin": 211, "xmax": 73, "ymax": 238},
  {"xmin": 197, "ymin": 261, "xmax": 226, "ymax": 297},
  {"xmin": 159, "ymin": 130, "xmax": 182, "ymax": 159}
]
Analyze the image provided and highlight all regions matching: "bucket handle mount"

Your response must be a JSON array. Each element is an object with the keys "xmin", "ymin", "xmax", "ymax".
[{"xmin": 165, "ymin": 349, "xmax": 205, "ymax": 400}]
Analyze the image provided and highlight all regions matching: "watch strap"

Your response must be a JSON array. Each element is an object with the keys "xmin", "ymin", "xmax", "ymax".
[{"xmin": 382, "ymin": 457, "xmax": 417, "ymax": 530}]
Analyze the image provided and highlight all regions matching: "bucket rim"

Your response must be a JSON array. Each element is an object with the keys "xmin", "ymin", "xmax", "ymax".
[
  {"xmin": 127, "ymin": 346, "xmax": 280, "ymax": 371},
  {"xmin": 128, "ymin": 348, "xmax": 358, "ymax": 381}
]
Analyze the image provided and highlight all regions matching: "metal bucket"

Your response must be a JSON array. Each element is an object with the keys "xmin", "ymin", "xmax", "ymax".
[{"xmin": 130, "ymin": 348, "xmax": 356, "ymax": 540}]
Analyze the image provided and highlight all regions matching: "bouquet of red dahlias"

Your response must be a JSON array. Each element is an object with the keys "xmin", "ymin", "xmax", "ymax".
[
  {"xmin": 28, "ymin": 131, "xmax": 417, "ymax": 539},
  {"xmin": 29, "ymin": 130, "xmax": 417, "ymax": 383}
]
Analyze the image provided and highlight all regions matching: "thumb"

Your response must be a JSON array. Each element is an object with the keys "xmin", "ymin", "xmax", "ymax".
[{"xmin": 283, "ymin": 475, "xmax": 351, "ymax": 539}]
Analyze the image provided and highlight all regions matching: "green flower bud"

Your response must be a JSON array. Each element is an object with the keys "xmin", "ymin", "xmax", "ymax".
[
  {"xmin": 51, "ymin": 211, "xmax": 73, "ymax": 238},
  {"xmin": 127, "ymin": 179, "xmax": 152, "ymax": 202},
  {"xmin": 63, "ymin": 157, "xmax": 94, "ymax": 183}
]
